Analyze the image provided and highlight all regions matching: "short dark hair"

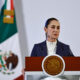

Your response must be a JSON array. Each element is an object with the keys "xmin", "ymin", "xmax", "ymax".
[{"xmin": 45, "ymin": 18, "xmax": 59, "ymax": 28}]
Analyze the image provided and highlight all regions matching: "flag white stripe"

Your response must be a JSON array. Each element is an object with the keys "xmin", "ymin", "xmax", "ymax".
[
  {"xmin": 7, "ymin": 0, "xmax": 11, "ymax": 18},
  {"xmin": 0, "ymin": 33, "xmax": 20, "ymax": 52},
  {"xmin": 0, "ymin": 33, "xmax": 22, "ymax": 80}
]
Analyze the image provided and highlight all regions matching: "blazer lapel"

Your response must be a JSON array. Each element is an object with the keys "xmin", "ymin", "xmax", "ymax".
[
  {"xmin": 41, "ymin": 41, "xmax": 47, "ymax": 56},
  {"xmin": 56, "ymin": 40, "xmax": 63, "ymax": 56}
]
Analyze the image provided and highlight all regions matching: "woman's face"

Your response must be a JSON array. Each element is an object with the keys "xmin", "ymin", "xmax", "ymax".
[{"xmin": 44, "ymin": 20, "xmax": 60, "ymax": 42}]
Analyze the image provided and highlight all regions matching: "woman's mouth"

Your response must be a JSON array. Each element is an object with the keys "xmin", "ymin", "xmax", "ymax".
[{"xmin": 53, "ymin": 34, "xmax": 58, "ymax": 36}]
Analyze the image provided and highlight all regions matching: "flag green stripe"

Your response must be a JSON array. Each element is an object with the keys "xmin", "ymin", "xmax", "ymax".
[
  {"xmin": 0, "ymin": 15, "xmax": 17, "ymax": 44},
  {"xmin": 0, "ymin": 1, "xmax": 17, "ymax": 43}
]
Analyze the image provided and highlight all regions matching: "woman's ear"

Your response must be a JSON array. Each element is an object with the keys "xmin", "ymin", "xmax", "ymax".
[{"xmin": 44, "ymin": 27, "xmax": 47, "ymax": 33}]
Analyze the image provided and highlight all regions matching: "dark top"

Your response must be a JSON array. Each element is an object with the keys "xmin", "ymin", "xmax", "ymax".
[{"xmin": 31, "ymin": 40, "xmax": 74, "ymax": 57}]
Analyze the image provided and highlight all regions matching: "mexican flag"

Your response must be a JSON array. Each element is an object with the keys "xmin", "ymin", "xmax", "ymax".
[{"xmin": 0, "ymin": 0, "xmax": 22, "ymax": 80}]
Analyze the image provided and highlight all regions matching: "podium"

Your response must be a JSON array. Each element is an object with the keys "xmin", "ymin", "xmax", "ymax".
[{"xmin": 25, "ymin": 57, "xmax": 80, "ymax": 80}]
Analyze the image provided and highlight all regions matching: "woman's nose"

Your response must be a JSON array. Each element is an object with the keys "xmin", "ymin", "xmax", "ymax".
[{"xmin": 54, "ymin": 28, "xmax": 58, "ymax": 31}]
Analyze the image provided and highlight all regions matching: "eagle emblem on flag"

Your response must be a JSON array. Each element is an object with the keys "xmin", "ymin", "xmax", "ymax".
[{"xmin": 0, "ymin": 51, "xmax": 18, "ymax": 75}]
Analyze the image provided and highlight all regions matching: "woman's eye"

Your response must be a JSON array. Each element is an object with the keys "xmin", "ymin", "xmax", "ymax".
[
  {"xmin": 51, "ymin": 25, "xmax": 55, "ymax": 29},
  {"xmin": 57, "ymin": 26, "xmax": 60, "ymax": 29}
]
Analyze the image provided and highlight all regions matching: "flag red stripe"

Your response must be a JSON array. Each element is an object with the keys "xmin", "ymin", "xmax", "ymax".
[
  {"xmin": 11, "ymin": 0, "xmax": 14, "ymax": 17},
  {"xmin": 11, "ymin": 0, "xmax": 14, "ymax": 10}
]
